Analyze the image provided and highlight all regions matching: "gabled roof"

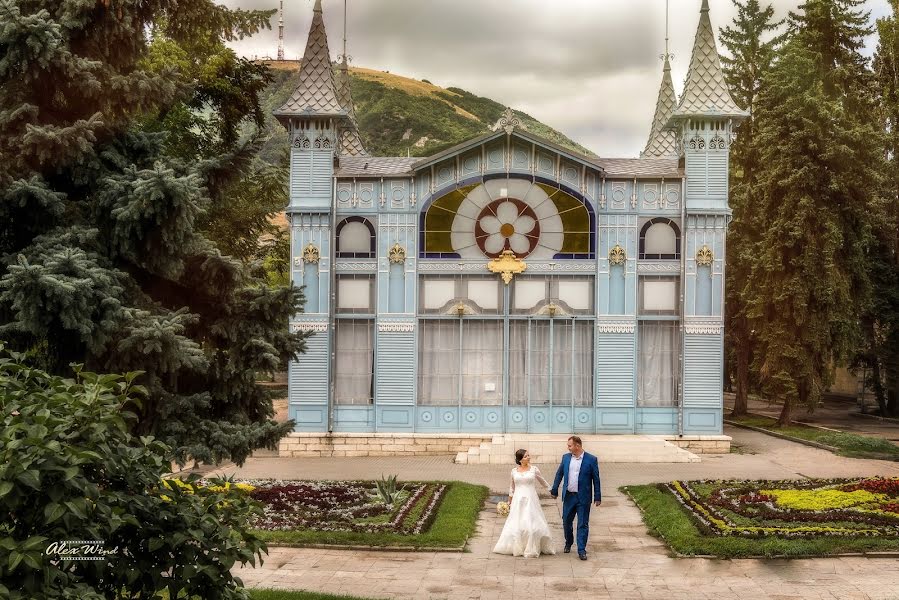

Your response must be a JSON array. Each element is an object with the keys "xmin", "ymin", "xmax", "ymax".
[
  {"xmin": 642, "ymin": 57, "xmax": 679, "ymax": 157},
  {"xmin": 335, "ymin": 156, "xmax": 418, "ymax": 177},
  {"xmin": 670, "ymin": 0, "xmax": 748, "ymax": 122},
  {"xmin": 411, "ymin": 128, "xmax": 602, "ymax": 174},
  {"xmin": 274, "ymin": 0, "xmax": 347, "ymax": 122}
]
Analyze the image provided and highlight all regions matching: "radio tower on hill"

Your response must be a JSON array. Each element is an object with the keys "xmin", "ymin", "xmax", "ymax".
[{"xmin": 277, "ymin": 0, "xmax": 285, "ymax": 60}]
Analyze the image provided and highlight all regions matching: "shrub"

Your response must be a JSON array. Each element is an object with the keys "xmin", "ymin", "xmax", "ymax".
[{"xmin": 0, "ymin": 348, "xmax": 266, "ymax": 599}]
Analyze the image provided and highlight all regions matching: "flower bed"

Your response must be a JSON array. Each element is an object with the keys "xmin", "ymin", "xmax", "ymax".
[
  {"xmin": 666, "ymin": 477, "xmax": 899, "ymax": 538},
  {"xmin": 238, "ymin": 479, "xmax": 448, "ymax": 535}
]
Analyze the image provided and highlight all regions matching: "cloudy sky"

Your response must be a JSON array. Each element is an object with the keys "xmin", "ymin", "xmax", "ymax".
[{"xmin": 224, "ymin": 0, "xmax": 893, "ymax": 157}]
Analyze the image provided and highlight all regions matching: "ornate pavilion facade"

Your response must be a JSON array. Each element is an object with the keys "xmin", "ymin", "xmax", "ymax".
[{"xmin": 280, "ymin": 0, "xmax": 746, "ymax": 437}]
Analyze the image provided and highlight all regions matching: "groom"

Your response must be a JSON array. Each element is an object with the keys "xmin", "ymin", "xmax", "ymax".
[{"xmin": 550, "ymin": 435, "xmax": 601, "ymax": 560}]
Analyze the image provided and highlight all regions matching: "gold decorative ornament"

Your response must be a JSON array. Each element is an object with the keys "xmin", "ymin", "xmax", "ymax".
[
  {"xmin": 454, "ymin": 301, "xmax": 467, "ymax": 317},
  {"xmin": 546, "ymin": 302, "xmax": 558, "ymax": 318},
  {"xmin": 696, "ymin": 245, "xmax": 714, "ymax": 267},
  {"xmin": 609, "ymin": 244, "xmax": 626, "ymax": 266},
  {"xmin": 302, "ymin": 243, "xmax": 320, "ymax": 264},
  {"xmin": 487, "ymin": 250, "xmax": 527, "ymax": 285},
  {"xmin": 388, "ymin": 243, "xmax": 407, "ymax": 264}
]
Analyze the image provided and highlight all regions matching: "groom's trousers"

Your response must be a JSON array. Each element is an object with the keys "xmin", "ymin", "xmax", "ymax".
[{"xmin": 561, "ymin": 493, "xmax": 591, "ymax": 553}]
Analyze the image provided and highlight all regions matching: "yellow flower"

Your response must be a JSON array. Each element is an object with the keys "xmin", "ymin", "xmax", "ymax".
[{"xmin": 761, "ymin": 489, "xmax": 887, "ymax": 511}]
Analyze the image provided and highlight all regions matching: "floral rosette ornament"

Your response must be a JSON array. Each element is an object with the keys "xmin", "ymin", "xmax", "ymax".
[
  {"xmin": 496, "ymin": 501, "xmax": 510, "ymax": 517},
  {"xmin": 475, "ymin": 199, "xmax": 540, "ymax": 258}
]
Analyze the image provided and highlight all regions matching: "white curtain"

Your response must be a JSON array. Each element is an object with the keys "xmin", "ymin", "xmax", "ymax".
[
  {"xmin": 638, "ymin": 321, "xmax": 678, "ymax": 407},
  {"xmin": 461, "ymin": 321, "xmax": 503, "ymax": 405},
  {"xmin": 335, "ymin": 320, "xmax": 373, "ymax": 405},
  {"xmin": 418, "ymin": 320, "xmax": 460, "ymax": 405}
]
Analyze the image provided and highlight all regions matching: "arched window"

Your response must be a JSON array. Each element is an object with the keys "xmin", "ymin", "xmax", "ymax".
[
  {"xmin": 336, "ymin": 216, "xmax": 375, "ymax": 258},
  {"xmin": 639, "ymin": 218, "xmax": 681, "ymax": 260}
]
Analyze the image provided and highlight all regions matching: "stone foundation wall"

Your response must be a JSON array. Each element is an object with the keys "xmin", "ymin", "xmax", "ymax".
[
  {"xmin": 278, "ymin": 433, "xmax": 494, "ymax": 458},
  {"xmin": 665, "ymin": 436, "xmax": 731, "ymax": 454}
]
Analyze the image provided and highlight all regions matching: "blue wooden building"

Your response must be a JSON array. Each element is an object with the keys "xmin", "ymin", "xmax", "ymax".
[{"xmin": 281, "ymin": 0, "xmax": 746, "ymax": 436}]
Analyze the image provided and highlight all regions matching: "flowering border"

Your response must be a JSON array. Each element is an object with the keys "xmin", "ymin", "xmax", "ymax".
[
  {"xmin": 238, "ymin": 479, "xmax": 448, "ymax": 536},
  {"xmin": 666, "ymin": 478, "xmax": 899, "ymax": 538}
]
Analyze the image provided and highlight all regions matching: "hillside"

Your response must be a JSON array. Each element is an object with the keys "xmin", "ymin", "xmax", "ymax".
[{"xmin": 257, "ymin": 61, "xmax": 595, "ymax": 164}]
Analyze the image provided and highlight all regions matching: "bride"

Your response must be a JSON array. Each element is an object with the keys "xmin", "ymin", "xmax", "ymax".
[{"xmin": 492, "ymin": 449, "xmax": 556, "ymax": 558}]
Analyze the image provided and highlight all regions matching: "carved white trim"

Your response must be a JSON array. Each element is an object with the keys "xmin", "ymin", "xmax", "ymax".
[
  {"xmin": 378, "ymin": 321, "xmax": 416, "ymax": 333},
  {"xmin": 291, "ymin": 322, "xmax": 328, "ymax": 333},
  {"xmin": 638, "ymin": 263, "xmax": 680, "ymax": 273},
  {"xmin": 684, "ymin": 320, "xmax": 723, "ymax": 335},
  {"xmin": 336, "ymin": 262, "xmax": 377, "ymax": 271},
  {"xmin": 416, "ymin": 261, "xmax": 597, "ymax": 272},
  {"xmin": 596, "ymin": 321, "xmax": 636, "ymax": 334}
]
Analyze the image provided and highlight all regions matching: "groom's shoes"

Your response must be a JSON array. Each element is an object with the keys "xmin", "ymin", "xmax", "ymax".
[
  {"xmin": 578, "ymin": 552, "xmax": 587, "ymax": 560},
  {"xmin": 563, "ymin": 544, "xmax": 572, "ymax": 553}
]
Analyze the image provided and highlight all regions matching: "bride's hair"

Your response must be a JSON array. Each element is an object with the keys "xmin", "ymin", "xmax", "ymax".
[{"xmin": 514, "ymin": 449, "xmax": 527, "ymax": 465}]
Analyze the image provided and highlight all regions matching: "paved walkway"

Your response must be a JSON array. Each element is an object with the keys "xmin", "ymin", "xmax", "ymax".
[
  {"xmin": 222, "ymin": 427, "xmax": 899, "ymax": 600},
  {"xmin": 724, "ymin": 393, "xmax": 899, "ymax": 447}
]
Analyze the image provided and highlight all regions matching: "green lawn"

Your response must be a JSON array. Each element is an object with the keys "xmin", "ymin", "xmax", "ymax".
[
  {"xmin": 623, "ymin": 484, "xmax": 899, "ymax": 558},
  {"xmin": 731, "ymin": 415, "xmax": 899, "ymax": 460},
  {"xmin": 255, "ymin": 481, "xmax": 487, "ymax": 549},
  {"xmin": 250, "ymin": 591, "xmax": 379, "ymax": 600}
]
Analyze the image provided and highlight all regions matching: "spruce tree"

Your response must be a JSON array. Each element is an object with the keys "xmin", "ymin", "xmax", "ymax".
[
  {"xmin": 863, "ymin": 0, "xmax": 899, "ymax": 416},
  {"xmin": 0, "ymin": 0, "xmax": 306, "ymax": 465},
  {"xmin": 719, "ymin": 0, "xmax": 783, "ymax": 417},
  {"xmin": 748, "ymin": 0, "xmax": 885, "ymax": 424}
]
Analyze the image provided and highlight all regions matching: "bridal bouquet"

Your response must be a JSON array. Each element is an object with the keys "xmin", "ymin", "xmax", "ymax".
[{"xmin": 496, "ymin": 501, "xmax": 510, "ymax": 516}]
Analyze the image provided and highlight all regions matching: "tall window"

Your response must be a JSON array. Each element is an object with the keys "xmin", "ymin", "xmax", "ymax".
[
  {"xmin": 335, "ymin": 273, "xmax": 374, "ymax": 405},
  {"xmin": 334, "ymin": 319, "xmax": 373, "ymax": 405},
  {"xmin": 637, "ymin": 321, "xmax": 679, "ymax": 407},
  {"xmin": 508, "ymin": 320, "xmax": 593, "ymax": 406}
]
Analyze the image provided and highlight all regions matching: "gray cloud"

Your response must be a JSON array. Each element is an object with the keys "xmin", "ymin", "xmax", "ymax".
[{"xmin": 225, "ymin": 0, "xmax": 892, "ymax": 156}]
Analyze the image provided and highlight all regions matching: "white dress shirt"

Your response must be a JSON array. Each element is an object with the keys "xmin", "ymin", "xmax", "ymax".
[{"xmin": 567, "ymin": 453, "xmax": 583, "ymax": 493}]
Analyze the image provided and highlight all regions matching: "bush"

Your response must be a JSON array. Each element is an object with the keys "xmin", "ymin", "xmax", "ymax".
[{"xmin": 0, "ymin": 348, "xmax": 266, "ymax": 599}]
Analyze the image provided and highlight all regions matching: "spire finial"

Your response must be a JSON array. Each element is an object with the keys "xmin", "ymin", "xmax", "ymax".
[
  {"xmin": 660, "ymin": 0, "xmax": 674, "ymax": 65},
  {"xmin": 314, "ymin": 0, "xmax": 323, "ymax": 13},
  {"xmin": 701, "ymin": 0, "xmax": 710, "ymax": 12},
  {"xmin": 277, "ymin": 0, "xmax": 284, "ymax": 61}
]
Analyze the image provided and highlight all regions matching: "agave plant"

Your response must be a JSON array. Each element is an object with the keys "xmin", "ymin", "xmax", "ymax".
[{"xmin": 375, "ymin": 474, "xmax": 404, "ymax": 505}]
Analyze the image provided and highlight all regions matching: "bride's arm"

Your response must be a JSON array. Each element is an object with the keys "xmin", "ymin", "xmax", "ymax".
[
  {"xmin": 508, "ymin": 469, "xmax": 515, "ymax": 501},
  {"xmin": 533, "ymin": 466, "xmax": 550, "ymax": 489}
]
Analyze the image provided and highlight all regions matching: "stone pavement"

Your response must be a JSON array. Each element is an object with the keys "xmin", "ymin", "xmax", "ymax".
[
  {"xmin": 222, "ymin": 427, "xmax": 899, "ymax": 600},
  {"xmin": 724, "ymin": 393, "xmax": 899, "ymax": 447}
]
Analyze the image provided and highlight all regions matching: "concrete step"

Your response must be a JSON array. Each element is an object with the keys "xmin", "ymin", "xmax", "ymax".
[{"xmin": 453, "ymin": 434, "xmax": 701, "ymax": 464}]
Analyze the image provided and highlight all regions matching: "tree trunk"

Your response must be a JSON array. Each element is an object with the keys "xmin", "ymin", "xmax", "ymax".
[
  {"xmin": 731, "ymin": 342, "xmax": 751, "ymax": 417},
  {"xmin": 872, "ymin": 357, "xmax": 889, "ymax": 417},
  {"xmin": 778, "ymin": 392, "xmax": 793, "ymax": 426}
]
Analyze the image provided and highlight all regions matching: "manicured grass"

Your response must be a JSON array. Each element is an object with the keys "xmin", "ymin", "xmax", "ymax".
[
  {"xmin": 255, "ymin": 481, "xmax": 488, "ymax": 549},
  {"xmin": 250, "ymin": 591, "xmax": 380, "ymax": 600},
  {"xmin": 623, "ymin": 484, "xmax": 899, "ymax": 558},
  {"xmin": 731, "ymin": 415, "xmax": 899, "ymax": 460}
]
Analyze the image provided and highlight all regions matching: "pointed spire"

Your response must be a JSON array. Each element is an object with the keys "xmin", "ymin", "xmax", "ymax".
[
  {"xmin": 274, "ymin": 0, "xmax": 347, "ymax": 123},
  {"xmin": 333, "ymin": 0, "xmax": 367, "ymax": 156},
  {"xmin": 643, "ymin": 57, "xmax": 679, "ymax": 157},
  {"xmin": 670, "ymin": 0, "xmax": 748, "ymax": 122}
]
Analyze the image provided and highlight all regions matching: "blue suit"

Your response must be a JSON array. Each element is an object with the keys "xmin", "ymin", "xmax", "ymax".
[{"xmin": 551, "ymin": 452, "xmax": 601, "ymax": 554}]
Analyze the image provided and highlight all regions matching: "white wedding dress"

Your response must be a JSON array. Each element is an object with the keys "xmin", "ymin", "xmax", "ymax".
[{"xmin": 492, "ymin": 465, "xmax": 556, "ymax": 558}]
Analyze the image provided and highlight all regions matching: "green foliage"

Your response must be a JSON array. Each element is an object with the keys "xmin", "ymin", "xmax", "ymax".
[
  {"xmin": 858, "ymin": 0, "xmax": 899, "ymax": 417},
  {"xmin": 374, "ymin": 474, "xmax": 404, "ymax": 505},
  {"xmin": 719, "ymin": 0, "xmax": 783, "ymax": 416},
  {"xmin": 0, "ymin": 0, "xmax": 306, "ymax": 465},
  {"xmin": 0, "ymin": 349, "xmax": 266, "ymax": 599},
  {"xmin": 746, "ymin": 0, "xmax": 886, "ymax": 423}
]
